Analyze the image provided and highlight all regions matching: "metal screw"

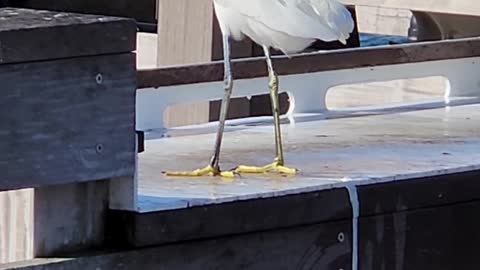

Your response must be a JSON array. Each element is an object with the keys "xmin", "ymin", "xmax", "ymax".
[
  {"xmin": 96, "ymin": 144, "xmax": 104, "ymax": 154},
  {"xmin": 337, "ymin": 232, "xmax": 345, "ymax": 243},
  {"xmin": 96, "ymin": 73, "xmax": 103, "ymax": 85}
]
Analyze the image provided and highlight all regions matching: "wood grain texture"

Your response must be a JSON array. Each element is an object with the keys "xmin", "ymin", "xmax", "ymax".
[
  {"xmin": 33, "ymin": 181, "xmax": 109, "ymax": 257},
  {"xmin": 0, "ymin": 189, "xmax": 33, "ymax": 264},
  {"xmin": 0, "ymin": 8, "xmax": 136, "ymax": 64},
  {"xmin": 10, "ymin": 0, "xmax": 157, "ymax": 23},
  {"xmin": 3, "ymin": 221, "xmax": 351, "ymax": 270},
  {"xmin": 0, "ymin": 54, "xmax": 136, "ymax": 191},
  {"xmin": 156, "ymin": 0, "xmax": 213, "ymax": 66},
  {"xmin": 359, "ymin": 200, "xmax": 480, "ymax": 269},
  {"xmin": 7, "ymin": 200, "xmax": 480, "ymax": 270},
  {"xmin": 6, "ymin": 171, "xmax": 480, "ymax": 269},
  {"xmin": 358, "ymin": 170, "xmax": 480, "ymax": 216},
  {"xmin": 155, "ymin": 0, "xmax": 214, "ymax": 127},
  {"xmin": 107, "ymin": 189, "xmax": 351, "ymax": 247},
  {"xmin": 138, "ymin": 37, "xmax": 480, "ymax": 88}
]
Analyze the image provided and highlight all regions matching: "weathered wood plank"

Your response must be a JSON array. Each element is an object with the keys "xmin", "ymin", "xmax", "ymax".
[
  {"xmin": 137, "ymin": 37, "xmax": 480, "ymax": 88},
  {"xmin": 110, "ymin": 169, "xmax": 480, "ymax": 248},
  {"xmin": 1, "ymin": 221, "xmax": 351, "ymax": 270},
  {"xmin": 156, "ymin": 0, "xmax": 213, "ymax": 66},
  {"xmin": 359, "ymin": 200, "xmax": 480, "ymax": 269},
  {"xmin": 107, "ymin": 189, "xmax": 351, "ymax": 247},
  {"xmin": 359, "ymin": 170, "xmax": 480, "ymax": 217},
  {"xmin": 10, "ymin": 0, "xmax": 157, "ymax": 23},
  {"xmin": 6, "ymin": 200, "xmax": 480, "ymax": 269},
  {"xmin": 0, "ymin": 54, "xmax": 136, "ymax": 191},
  {"xmin": 0, "ymin": 8, "xmax": 136, "ymax": 64},
  {"xmin": 34, "ymin": 181, "xmax": 109, "ymax": 257},
  {"xmin": 0, "ymin": 189, "xmax": 33, "ymax": 264}
]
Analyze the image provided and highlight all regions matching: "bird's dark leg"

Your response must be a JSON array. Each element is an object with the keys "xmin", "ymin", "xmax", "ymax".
[
  {"xmin": 209, "ymin": 34, "xmax": 234, "ymax": 175},
  {"xmin": 265, "ymin": 47, "xmax": 284, "ymax": 165},
  {"xmin": 164, "ymin": 35, "xmax": 234, "ymax": 178},
  {"xmin": 232, "ymin": 46, "xmax": 297, "ymax": 176}
]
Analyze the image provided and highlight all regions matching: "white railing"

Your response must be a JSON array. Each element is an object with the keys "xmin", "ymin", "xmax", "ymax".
[{"xmin": 137, "ymin": 55, "xmax": 480, "ymax": 132}]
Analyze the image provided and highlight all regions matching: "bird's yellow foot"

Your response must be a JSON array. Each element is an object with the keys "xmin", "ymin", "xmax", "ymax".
[
  {"xmin": 233, "ymin": 160, "xmax": 297, "ymax": 175},
  {"xmin": 164, "ymin": 165, "xmax": 235, "ymax": 178}
]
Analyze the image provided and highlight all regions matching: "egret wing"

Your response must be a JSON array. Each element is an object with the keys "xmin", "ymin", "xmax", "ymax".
[{"xmin": 214, "ymin": 0, "xmax": 354, "ymax": 42}]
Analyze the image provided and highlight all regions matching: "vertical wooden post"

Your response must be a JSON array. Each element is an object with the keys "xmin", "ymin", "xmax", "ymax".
[
  {"xmin": 0, "ymin": 189, "xmax": 34, "ymax": 263},
  {"xmin": 156, "ymin": 0, "xmax": 213, "ymax": 127},
  {"xmin": 157, "ymin": 0, "xmax": 214, "ymax": 66},
  {"xmin": 156, "ymin": 0, "xmax": 253, "ymax": 127}
]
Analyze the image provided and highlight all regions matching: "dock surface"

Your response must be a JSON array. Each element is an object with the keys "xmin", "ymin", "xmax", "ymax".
[{"xmin": 138, "ymin": 99, "xmax": 480, "ymax": 212}]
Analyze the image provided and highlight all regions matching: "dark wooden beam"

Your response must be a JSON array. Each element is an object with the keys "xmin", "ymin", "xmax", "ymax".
[
  {"xmin": 107, "ymin": 170, "xmax": 480, "ymax": 248},
  {"xmin": 138, "ymin": 37, "xmax": 480, "ymax": 88},
  {"xmin": 0, "ymin": 54, "xmax": 136, "ymax": 191},
  {"xmin": 2, "ymin": 221, "xmax": 352, "ymax": 270},
  {"xmin": 107, "ymin": 189, "xmax": 351, "ymax": 248},
  {"xmin": 0, "ymin": 8, "xmax": 137, "ymax": 191},
  {"xmin": 359, "ymin": 200, "xmax": 480, "ymax": 269},
  {"xmin": 9, "ymin": 0, "xmax": 157, "ymax": 23},
  {"xmin": 0, "ymin": 8, "xmax": 136, "ymax": 64},
  {"xmin": 7, "ymin": 187, "xmax": 480, "ymax": 269}
]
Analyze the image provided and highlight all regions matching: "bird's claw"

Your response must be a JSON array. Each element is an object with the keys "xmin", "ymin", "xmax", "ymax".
[
  {"xmin": 233, "ymin": 160, "xmax": 297, "ymax": 175},
  {"xmin": 164, "ymin": 165, "xmax": 237, "ymax": 178},
  {"xmin": 163, "ymin": 161, "xmax": 297, "ymax": 178}
]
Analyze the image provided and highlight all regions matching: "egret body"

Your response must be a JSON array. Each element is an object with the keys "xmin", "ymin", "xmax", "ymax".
[{"xmin": 167, "ymin": 0, "xmax": 355, "ymax": 177}]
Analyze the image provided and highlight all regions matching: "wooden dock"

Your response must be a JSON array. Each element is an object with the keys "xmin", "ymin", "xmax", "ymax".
[{"xmin": 1, "ymin": 2, "xmax": 480, "ymax": 270}]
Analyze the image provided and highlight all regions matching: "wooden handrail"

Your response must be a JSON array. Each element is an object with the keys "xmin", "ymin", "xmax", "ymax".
[
  {"xmin": 137, "ymin": 37, "xmax": 480, "ymax": 89},
  {"xmin": 340, "ymin": 0, "xmax": 480, "ymax": 16}
]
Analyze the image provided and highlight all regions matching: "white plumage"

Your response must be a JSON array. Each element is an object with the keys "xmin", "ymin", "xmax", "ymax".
[{"xmin": 214, "ymin": 0, "xmax": 355, "ymax": 54}]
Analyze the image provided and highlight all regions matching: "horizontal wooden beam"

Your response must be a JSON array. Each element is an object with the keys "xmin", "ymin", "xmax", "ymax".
[
  {"xmin": 0, "ymin": 54, "xmax": 136, "ymax": 191},
  {"xmin": 109, "ymin": 170, "xmax": 480, "ymax": 248},
  {"xmin": 0, "ymin": 8, "xmax": 136, "ymax": 64},
  {"xmin": 10, "ymin": 0, "xmax": 157, "ymax": 23},
  {"xmin": 6, "ymin": 171, "xmax": 480, "ymax": 269},
  {"xmin": 341, "ymin": 0, "xmax": 480, "ymax": 16},
  {"xmin": 137, "ymin": 37, "xmax": 480, "ymax": 88}
]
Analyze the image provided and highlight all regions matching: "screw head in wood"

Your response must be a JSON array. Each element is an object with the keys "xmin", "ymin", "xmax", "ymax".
[
  {"xmin": 96, "ymin": 73, "xmax": 103, "ymax": 85},
  {"xmin": 96, "ymin": 144, "xmax": 104, "ymax": 154},
  {"xmin": 337, "ymin": 232, "xmax": 345, "ymax": 243}
]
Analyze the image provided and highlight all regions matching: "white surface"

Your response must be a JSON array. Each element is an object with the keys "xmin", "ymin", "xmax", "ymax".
[
  {"xmin": 136, "ymin": 56, "xmax": 480, "ymax": 131},
  {"xmin": 137, "ymin": 102, "xmax": 480, "ymax": 212}
]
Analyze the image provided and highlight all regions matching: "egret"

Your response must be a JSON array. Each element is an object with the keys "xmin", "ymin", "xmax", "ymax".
[{"xmin": 166, "ymin": 0, "xmax": 355, "ymax": 177}]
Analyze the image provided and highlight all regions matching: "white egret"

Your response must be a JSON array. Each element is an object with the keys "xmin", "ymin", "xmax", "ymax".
[{"xmin": 166, "ymin": 0, "xmax": 355, "ymax": 177}]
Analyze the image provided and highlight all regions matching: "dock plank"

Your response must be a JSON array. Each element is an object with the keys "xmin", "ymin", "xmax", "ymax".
[
  {"xmin": 0, "ymin": 8, "xmax": 136, "ymax": 64},
  {"xmin": 0, "ymin": 54, "xmax": 136, "ymax": 190},
  {"xmin": 138, "ymin": 103, "xmax": 480, "ymax": 212}
]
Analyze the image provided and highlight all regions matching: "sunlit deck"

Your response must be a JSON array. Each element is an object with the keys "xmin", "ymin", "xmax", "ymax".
[{"xmin": 138, "ymin": 99, "xmax": 480, "ymax": 212}]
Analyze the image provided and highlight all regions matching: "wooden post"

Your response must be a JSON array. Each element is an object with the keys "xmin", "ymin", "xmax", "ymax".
[
  {"xmin": 156, "ymin": 0, "xmax": 212, "ymax": 127},
  {"xmin": 0, "ymin": 8, "xmax": 137, "ymax": 263}
]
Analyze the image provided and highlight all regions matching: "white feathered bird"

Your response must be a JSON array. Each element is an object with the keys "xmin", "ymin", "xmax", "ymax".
[{"xmin": 166, "ymin": 0, "xmax": 355, "ymax": 177}]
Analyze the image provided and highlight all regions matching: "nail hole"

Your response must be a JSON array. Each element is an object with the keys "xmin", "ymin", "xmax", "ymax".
[
  {"xmin": 337, "ymin": 232, "xmax": 345, "ymax": 243},
  {"xmin": 96, "ymin": 144, "xmax": 104, "ymax": 154},
  {"xmin": 96, "ymin": 74, "xmax": 103, "ymax": 85}
]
